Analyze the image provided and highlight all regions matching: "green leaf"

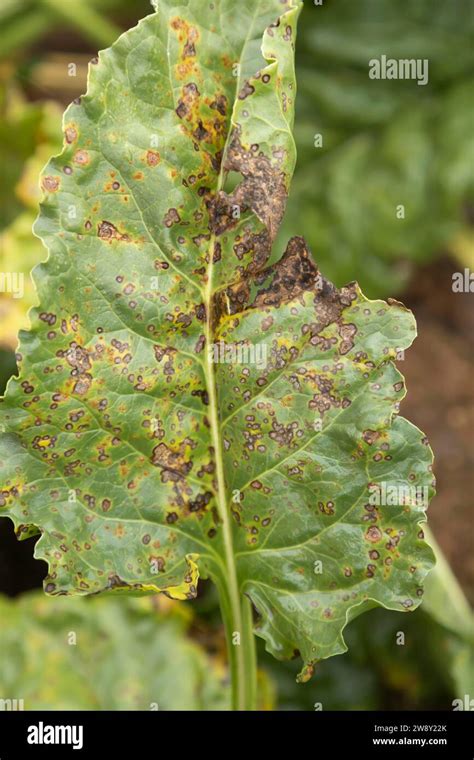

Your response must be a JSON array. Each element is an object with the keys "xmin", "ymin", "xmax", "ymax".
[
  {"xmin": 421, "ymin": 528, "xmax": 474, "ymax": 697},
  {"xmin": 0, "ymin": 592, "xmax": 229, "ymax": 709},
  {"xmin": 422, "ymin": 528, "xmax": 473, "ymax": 641},
  {"xmin": 0, "ymin": 0, "xmax": 434, "ymax": 691},
  {"xmin": 261, "ymin": 605, "xmax": 460, "ymax": 710}
]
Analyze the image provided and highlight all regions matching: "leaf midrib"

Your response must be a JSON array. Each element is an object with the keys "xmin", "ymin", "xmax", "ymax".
[{"xmin": 202, "ymin": 2, "xmax": 269, "ymax": 705}]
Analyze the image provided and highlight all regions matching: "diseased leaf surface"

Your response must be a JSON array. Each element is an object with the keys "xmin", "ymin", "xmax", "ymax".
[
  {"xmin": 216, "ymin": 243, "xmax": 435, "ymax": 673},
  {"xmin": 0, "ymin": 0, "xmax": 434, "ymax": 676}
]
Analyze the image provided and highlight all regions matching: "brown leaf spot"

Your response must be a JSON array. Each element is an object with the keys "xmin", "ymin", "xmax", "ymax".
[
  {"xmin": 210, "ymin": 94, "xmax": 228, "ymax": 116},
  {"xmin": 42, "ymin": 175, "xmax": 60, "ymax": 192},
  {"xmin": 175, "ymin": 82, "xmax": 200, "ymax": 120},
  {"xmin": 146, "ymin": 150, "xmax": 160, "ymax": 167},
  {"xmin": 74, "ymin": 150, "xmax": 90, "ymax": 166},
  {"xmin": 151, "ymin": 443, "xmax": 192, "ymax": 480},
  {"xmin": 65, "ymin": 126, "xmax": 78, "ymax": 144},
  {"xmin": 365, "ymin": 526, "xmax": 383, "ymax": 543},
  {"xmin": 97, "ymin": 221, "xmax": 130, "ymax": 242},
  {"xmin": 238, "ymin": 80, "xmax": 255, "ymax": 100},
  {"xmin": 163, "ymin": 208, "xmax": 181, "ymax": 228},
  {"xmin": 363, "ymin": 430, "xmax": 379, "ymax": 445}
]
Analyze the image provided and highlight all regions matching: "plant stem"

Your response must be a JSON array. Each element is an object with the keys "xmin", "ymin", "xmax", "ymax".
[
  {"xmin": 202, "ymin": 29, "xmax": 260, "ymax": 700},
  {"xmin": 204, "ymin": 269, "xmax": 258, "ymax": 709},
  {"xmin": 214, "ymin": 575, "xmax": 258, "ymax": 710},
  {"xmin": 204, "ymin": 346, "xmax": 258, "ymax": 707},
  {"xmin": 241, "ymin": 594, "xmax": 258, "ymax": 709}
]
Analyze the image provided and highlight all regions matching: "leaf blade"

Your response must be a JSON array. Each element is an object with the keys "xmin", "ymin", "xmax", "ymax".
[{"xmin": 0, "ymin": 0, "xmax": 435, "ymax": 681}]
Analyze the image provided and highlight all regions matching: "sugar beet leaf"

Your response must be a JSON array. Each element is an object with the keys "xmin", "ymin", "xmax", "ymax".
[{"xmin": 0, "ymin": 0, "xmax": 434, "ymax": 710}]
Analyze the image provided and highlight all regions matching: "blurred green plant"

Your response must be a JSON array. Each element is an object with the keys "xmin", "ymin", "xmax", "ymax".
[
  {"xmin": 0, "ymin": 86, "xmax": 61, "ymax": 349},
  {"xmin": 0, "ymin": 593, "xmax": 230, "ymax": 710},
  {"xmin": 278, "ymin": 0, "xmax": 474, "ymax": 296},
  {"xmin": 0, "ymin": 86, "xmax": 61, "ymax": 231},
  {"xmin": 0, "ymin": 0, "xmax": 143, "ymax": 56},
  {"xmin": 421, "ymin": 528, "xmax": 474, "ymax": 699}
]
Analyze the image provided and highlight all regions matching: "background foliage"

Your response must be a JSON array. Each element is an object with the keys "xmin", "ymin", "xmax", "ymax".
[{"xmin": 280, "ymin": 0, "xmax": 474, "ymax": 296}]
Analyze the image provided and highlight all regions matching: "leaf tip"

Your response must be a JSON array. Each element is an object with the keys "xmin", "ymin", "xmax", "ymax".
[{"xmin": 296, "ymin": 660, "xmax": 317, "ymax": 683}]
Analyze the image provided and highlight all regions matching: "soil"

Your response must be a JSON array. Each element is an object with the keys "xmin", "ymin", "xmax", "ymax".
[{"xmin": 400, "ymin": 256, "xmax": 474, "ymax": 604}]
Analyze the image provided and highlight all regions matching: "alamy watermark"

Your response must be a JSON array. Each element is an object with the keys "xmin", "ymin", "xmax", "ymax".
[
  {"xmin": 452, "ymin": 268, "xmax": 473, "ymax": 293},
  {"xmin": 27, "ymin": 722, "xmax": 83, "ymax": 750},
  {"xmin": 369, "ymin": 55, "xmax": 429, "ymax": 86},
  {"xmin": 0, "ymin": 272, "xmax": 24, "ymax": 299},
  {"xmin": 452, "ymin": 694, "xmax": 473, "ymax": 711},
  {"xmin": 369, "ymin": 482, "xmax": 429, "ymax": 508},
  {"xmin": 0, "ymin": 697, "xmax": 24, "ymax": 711},
  {"xmin": 208, "ymin": 340, "xmax": 268, "ymax": 370}
]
